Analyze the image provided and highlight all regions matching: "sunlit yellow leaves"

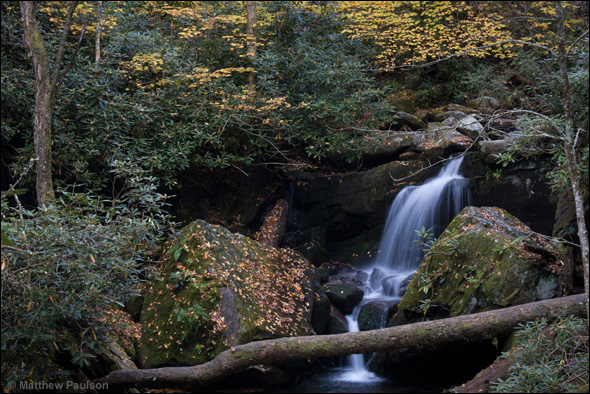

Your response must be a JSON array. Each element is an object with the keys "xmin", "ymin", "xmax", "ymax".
[
  {"xmin": 339, "ymin": 1, "xmax": 514, "ymax": 69},
  {"xmin": 124, "ymin": 52, "xmax": 164, "ymax": 73}
]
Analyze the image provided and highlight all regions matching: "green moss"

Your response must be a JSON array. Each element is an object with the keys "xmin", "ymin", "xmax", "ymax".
[
  {"xmin": 399, "ymin": 207, "xmax": 561, "ymax": 319},
  {"xmin": 139, "ymin": 220, "xmax": 313, "ymax": 368}
]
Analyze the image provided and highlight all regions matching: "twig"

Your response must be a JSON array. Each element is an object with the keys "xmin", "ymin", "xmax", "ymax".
[
  {"xmin": 1, "ymin": 244, "xmax": 34, "ymax": 254},
  {"xmin": 1, "ymin": 158, "xmax": 36, "ymax": 199}
]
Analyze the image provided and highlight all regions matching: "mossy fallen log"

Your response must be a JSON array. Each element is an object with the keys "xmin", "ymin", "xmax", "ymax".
[{"xmin": 96, "ymin": 294, "xmax": 586, "ymax": 390}]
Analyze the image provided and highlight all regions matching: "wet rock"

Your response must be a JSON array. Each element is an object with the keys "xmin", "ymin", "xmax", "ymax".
[
  {"xmin": 327, "ymin": 305, "xmax": 349, "ymax": 334},
  {"xmin": 295, "ymin": 226, "xmax": 328, "ymax": 265},
  {"xmin": 398, "ymin": 206, "xmax": 566, "ymax": 319},
  {"xmin": 381, "ymin": 276, "xmax": 398, "ymax": 296},
  {"xmin": 369, "ymin": 267, "xmax": 388, "ymax": 291},
  {"xmin": 322, "ymin": 283, "xmax": 365, "ymax": 315},
  {"xmin": 357, "ymin": 300, "xmax": 399, "ymax": 331},
  {"xmin": 289, "ymin": 159, "xmax": 429, "ymax": 262},
  {"xmin": 356, "ymin": 270, "xmax": 369, "ymax": 283},
  {"xmin": 382, "ymin": 272, "xmax": 415, "ymax": 297},
  {"xmin": 464, "ymin": 153, "xmax": 558, "ymax": 235},
  {"xmin": 397, "ymin": 273, "xmax": 415, "ymax": 297},
  {"xmin": 303, "ymin": 268, "xmax": 332, "ymax": 335}
]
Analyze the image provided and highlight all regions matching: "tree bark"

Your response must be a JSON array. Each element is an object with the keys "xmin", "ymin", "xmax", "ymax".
[
  {"xmin": 21, "ymin": 1, "xmax": 55, "ymax": 207},
  {"xmin": 95, "ymin": 1, "xmax": 102, "ymax": 64},
  {"xmin": 96, "ymin": 294, "xmax": 587, "ymax": 390},
  {"xmin": 556, "ymin": 2, "xmax": 590, "ymax": 321},
  {"xmin": 20, "ymin": 1, "xmax": 79, "ymax": 207},
  {"xmin": 246, "ymin": 1, "xmax": 257, "ymax": 92}
]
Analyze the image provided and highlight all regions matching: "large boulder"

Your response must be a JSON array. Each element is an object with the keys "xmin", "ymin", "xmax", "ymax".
[
  {"xmin": 398, "ymin": 206, "xmax": 567, "ymax": 320},
  {"xmin": 138, "ymin": 220, "xmax": 316, "ymax": 369}
]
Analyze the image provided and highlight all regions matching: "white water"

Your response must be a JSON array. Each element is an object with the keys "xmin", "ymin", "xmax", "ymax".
[
  {"xmin": 374, "ymin": 157, "xmax": 471, "ymax": 271},
  {"xmin": 334, "ymin": 156, "xmax": 471, "ymax": 383}
]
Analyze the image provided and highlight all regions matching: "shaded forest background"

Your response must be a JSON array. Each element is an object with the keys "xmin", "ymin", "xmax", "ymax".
[{"xmin": 1, "ymin": 1, "xmax": 588, "ymax": 390}]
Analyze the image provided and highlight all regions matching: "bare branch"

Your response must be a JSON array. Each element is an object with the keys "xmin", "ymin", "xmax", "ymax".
[
  {"xmin": 55, "ymin": 24, "xmax": 87, "ymax": 94},
  {"xmin": 567, "ymin": 29, "xmax": 589, "ymax": 56},
  {"xmin": 50, "ymin": 1, "xmax": 79, "ymax": 94}
]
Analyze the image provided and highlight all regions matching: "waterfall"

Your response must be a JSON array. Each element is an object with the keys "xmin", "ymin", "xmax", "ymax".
[
  {"xmin": 374, "ymin": 156, "xmax": 471, "ymax": 271},
  {"xmin": 334, "ymin": 156, "xmax": 471, "ymax": 383}
]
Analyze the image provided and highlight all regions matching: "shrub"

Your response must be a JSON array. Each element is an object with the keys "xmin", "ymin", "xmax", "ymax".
[
  {"xmin": 1, "ymin": 160, "xmax": 173, "ymax": 386},
  {"xmin": 490, "ymin": 315, "xmax": 589, "ymax": 393}
]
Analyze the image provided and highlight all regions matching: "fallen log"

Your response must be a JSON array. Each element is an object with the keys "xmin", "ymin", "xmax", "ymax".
[{"xmin": 96, "ymin": 294, "xmax": 586, "ymax": 389}]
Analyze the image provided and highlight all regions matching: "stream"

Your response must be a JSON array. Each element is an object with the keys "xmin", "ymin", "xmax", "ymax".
[{"xmin": 279, "ymin": 156, "xmax": 472, "ymax": 392}]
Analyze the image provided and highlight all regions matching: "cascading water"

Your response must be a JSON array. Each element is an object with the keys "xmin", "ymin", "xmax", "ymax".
[
  {"xmin": 374, "ymin": 156, "xmax": 471, "ymax": 271},
  {"xmin": 335, "ymin": 156, "xmax": 472, "ymax": 383}
]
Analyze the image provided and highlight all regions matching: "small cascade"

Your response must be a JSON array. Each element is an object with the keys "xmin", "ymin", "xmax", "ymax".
[
  {"xmin": 336, "ymin": 301, "xmax": 383, "ymax": 383},
  {"xmin": 374, "ymin": 156, "xmax": 471, "ymax": 271},
  {"xmin": 334, "ymin": 156, "xmax": 471, "ymax": 382}
]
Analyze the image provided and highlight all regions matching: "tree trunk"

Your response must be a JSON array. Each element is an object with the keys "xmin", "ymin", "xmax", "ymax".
[
  {"xmin": 246, "ymin": 1, "xmax": 257, "ymax": 92},
  {"xmin": 96, "ymin": 294, "xmax": 587, "ymax": 390},
  {"xmin": 556, "ymin": 2, "xmax": 590, "ymax": 321},
  {"xmin": 20, "ymin": 1, "xmax": 55, "ymax": 207},
  {"xmin": 95, "ymin": 1, "xmax": 102, "ymax": 64},
  {"xmin": 21, "ymin": 1, "xmax": 78, "ymax": 207}
]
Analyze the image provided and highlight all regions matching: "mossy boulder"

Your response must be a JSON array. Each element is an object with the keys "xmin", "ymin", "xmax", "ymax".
[
  {"xmin": 398, "ymin": 206, "xmax": 565, "ymax": 320},
  {"xmin": 138, "ymin": 220, "xmax": 315, "ymax": 369}
]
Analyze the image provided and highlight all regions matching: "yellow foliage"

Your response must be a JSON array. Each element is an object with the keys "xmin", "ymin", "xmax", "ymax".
[{"xmin": 338, "ymin": 1, "xmax": 515, "ymax": 69}]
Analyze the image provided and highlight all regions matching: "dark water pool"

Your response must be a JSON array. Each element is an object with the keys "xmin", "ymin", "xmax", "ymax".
[{"xmin": 265, "ymin": 367, "xmax": 445, "ymax": 393}]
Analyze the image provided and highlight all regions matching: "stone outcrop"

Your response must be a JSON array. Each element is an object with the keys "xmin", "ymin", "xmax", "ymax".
[
  {"xmin": 138, "ymin": 220, "xmax": 318, "ymax": 369},
  {"xmin": 397, "ymin": 206, "xmax": 567, "ymax": 320}
]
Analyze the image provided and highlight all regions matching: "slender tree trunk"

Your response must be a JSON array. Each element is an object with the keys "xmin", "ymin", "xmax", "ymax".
[
  {"xmin": 21, "ymin": 1, "xmax": 54, "ymax": 207},
  {"xmin": 20, "ymin": 1, "xmax": 78, "ymax": 207},
  {"xmin": 96, "ymin": 294, "xmax": 587, "ymax": 390},
  {"xmin": 556, "ymin": 1, "xmax": 590, "ymax": 321},
  {"xmin": 95, "ymin": 1, "xmax": 102, "ymax": 64},
  {"xmin": 246, "ymin": 1, "xmax": 257, "ymax": 92}
]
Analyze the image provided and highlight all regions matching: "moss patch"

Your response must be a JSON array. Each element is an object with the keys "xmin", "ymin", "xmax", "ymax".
[
  {"xmin": 399, "ymin": 206, "xmax": 562, "ymax": 319},
  {"xmin": 138, "ymin": 220, "xmax": 313, "ymax": 368}
]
